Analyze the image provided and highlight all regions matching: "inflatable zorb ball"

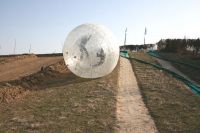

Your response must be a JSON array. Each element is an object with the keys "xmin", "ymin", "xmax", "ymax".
[{"xmin": 63, "ymin": 23, "xmax": 119, "ymax": 78}]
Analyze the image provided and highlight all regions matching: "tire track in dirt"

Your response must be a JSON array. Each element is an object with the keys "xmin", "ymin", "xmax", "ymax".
[{"xmin": 116, "ymin": 57, "xmax": 158, "ymax": 133}]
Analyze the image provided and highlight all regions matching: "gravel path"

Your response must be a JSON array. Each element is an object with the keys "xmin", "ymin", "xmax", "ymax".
[{"xmin": 116, "ymin": 57, "xmax": 157, "ymax": 133}]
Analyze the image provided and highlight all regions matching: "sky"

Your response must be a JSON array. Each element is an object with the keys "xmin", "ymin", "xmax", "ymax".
[{"xmin": 0, "ymin": 0, "xmax": 200, "ymax": 55}]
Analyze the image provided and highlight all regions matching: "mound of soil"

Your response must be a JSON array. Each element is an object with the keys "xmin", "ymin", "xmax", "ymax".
[
  {"xmin": 0, "ymin": 60, "xmax": 68, "ymax": 103},
  {"xmin": 0, "ymin": 84, "xmax": 28, "ymax": 103},
  {"xmin": 16, "ymin": 60, "xmax": 68, "ymax": 89}
]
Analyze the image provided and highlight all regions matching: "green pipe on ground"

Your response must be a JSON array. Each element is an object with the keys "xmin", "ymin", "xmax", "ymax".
[
  {"xmin": 120, "ymin": 51, "xmax": 200, "ymax": 96},
  {"xmin": 147, "ymin": 51, "xmax": 200, "ymax": 70}
]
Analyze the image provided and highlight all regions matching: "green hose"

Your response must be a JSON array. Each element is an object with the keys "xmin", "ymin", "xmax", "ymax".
[
  {"xmin": 147, "ymin": 51, "xmax": 200, "ymax": 70},
  {"xmin": 120, "ymin": 51, "xmax": 200, "ymax": 96}
]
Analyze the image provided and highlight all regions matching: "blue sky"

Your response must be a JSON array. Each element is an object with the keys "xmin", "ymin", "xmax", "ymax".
[{"xmin": 0, "ymin": 0, "xmax": 200, "ymax": 55}]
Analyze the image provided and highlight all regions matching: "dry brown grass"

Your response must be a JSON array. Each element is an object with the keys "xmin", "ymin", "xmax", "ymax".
[
  {"xmin": 129, "ymin": 52, "xmax": 200, "ymax": 133},
  {"xmin": 0, "ymin": 54, "xmax": 37, "ymax": 64},
  {"xmin": 0, "ymin": 60, "xmax": 119, "ymax": 132},
  {"xmin": 157, "ymin": 52, "xmax": 200, "ymax": 85}
]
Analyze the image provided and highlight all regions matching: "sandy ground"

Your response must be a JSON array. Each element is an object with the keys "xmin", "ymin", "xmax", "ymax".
[
  {"xmin": 0, "ymin": 56, "xmax": 62, "ymax": 82},
  {"xmin": 116, "ymin": 57, "xmax": 158, "ymax": 133}
]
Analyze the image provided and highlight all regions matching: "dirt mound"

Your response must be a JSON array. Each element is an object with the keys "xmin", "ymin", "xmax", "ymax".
[
  {"xmin": 0, "ymin": 83, "xmax": 29, "ymax": 103},
  {"xmin": 44, "ymin": 60, "xmax": 68, "ymax": 73},
  {"xmin": 11, "ymin": 60, "xmax": 68, "ymax": 88},
  {"xmin": 0, "ymin": 60, "xmax": 68, "ymax": 103}
]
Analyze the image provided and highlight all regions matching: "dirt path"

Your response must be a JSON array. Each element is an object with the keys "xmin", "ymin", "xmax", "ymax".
[
  {"xmin": 0, "ymin": 56, "xmax": 62, "ymax": 82},
  {"xmin": 116, "ymin": 57, "xmax": 157, "ymax": 133},
  {"xmin": 155, "ymin": 58, "xmax": 199, "ymax": 85},
  {"xmin": 156, "ymin": 58, "xmax": 189, "ymax": 78}
]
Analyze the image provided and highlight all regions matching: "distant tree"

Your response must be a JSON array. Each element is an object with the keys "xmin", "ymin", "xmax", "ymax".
[
  {"xmin": 157, "ymin": 39, "xmax": 166, "ymax": 50},
  {"xmin": 156, "ymin": 38, "xmax": 200, "ymax": 55},
  {"xmin": 177, "ymin": 39, "xmax": 188, "ymax": 54},
  {"xmin": 193, "ymin": 38, "xmax": 200, "ymax": 55}
]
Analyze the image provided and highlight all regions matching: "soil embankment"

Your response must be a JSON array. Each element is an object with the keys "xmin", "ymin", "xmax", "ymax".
[{"xmin": 0, "ymin": 55, "xmax": 62, "ymax": 82}]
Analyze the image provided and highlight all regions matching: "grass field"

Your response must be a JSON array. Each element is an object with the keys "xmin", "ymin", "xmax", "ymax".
[
  {"xmin": 129, "ymin": 52, "xmax": 200, "ymax": 133},
  {"xmin": 0, "ymin": 60, "xmax": 119, "ymax": 132},
  {"xmin": 157, "ymin": 52, "xmax": 200, "ymax": 84},
  {"xmin": 1, "ymin": 53, "xmax": 200, "ymax": 132}
]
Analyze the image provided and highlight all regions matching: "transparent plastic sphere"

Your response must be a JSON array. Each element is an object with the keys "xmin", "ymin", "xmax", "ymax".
[{"xmin": 63, "ymin": 23, "xmax": 119, "ymax": 78}]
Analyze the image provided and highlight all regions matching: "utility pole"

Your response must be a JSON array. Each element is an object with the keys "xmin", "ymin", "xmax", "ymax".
[
  {"xmin": 144, "ymin": 27, "xmax": 147, "ymax": 45},
  {"xmin": 124, "ymin": 27, "xmax": 127, "ymax": 45},
  {"xmin": 29, "ymin": 43, "xmax": 31, "ymax": 54},
  {"xmin": 14, "ymin": 39, "xmax": 16, "ymax": 54},
  {"xmin": 61, "ymin": 42, "xmax": 64, "ymax": 53}
]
